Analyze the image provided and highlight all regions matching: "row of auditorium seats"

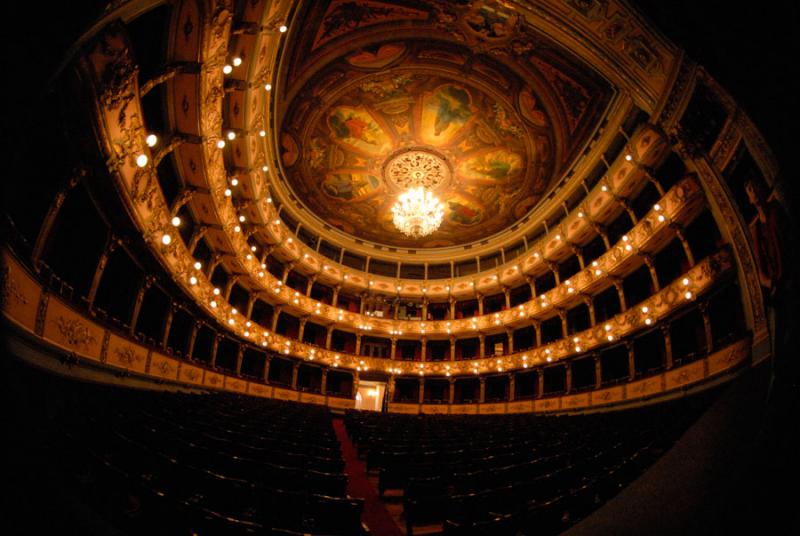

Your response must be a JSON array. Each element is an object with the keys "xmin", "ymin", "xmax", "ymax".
[
  {"xmin": 345, "ymin": 392, "xmax": 717, "ymax": 534},
  {"xmin": 21, "ymin": 371, "xmax": 369, "ymax": 535}
]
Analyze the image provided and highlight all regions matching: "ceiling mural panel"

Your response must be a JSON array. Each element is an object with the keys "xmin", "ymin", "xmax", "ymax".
[{"xmin": 277, "ymin": 0, "xmax": 614, "ymax": 248}]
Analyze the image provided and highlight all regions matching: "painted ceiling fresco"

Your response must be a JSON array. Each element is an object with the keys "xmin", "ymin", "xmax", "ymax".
[{"xmin": 277, "ymin": 0, "xmax": 613, "ymax": 248}]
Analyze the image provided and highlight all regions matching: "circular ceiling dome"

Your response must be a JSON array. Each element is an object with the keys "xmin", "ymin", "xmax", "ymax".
[{"xmin": 281, "ymin": 64, "xmax": 553, "ymax": 248}]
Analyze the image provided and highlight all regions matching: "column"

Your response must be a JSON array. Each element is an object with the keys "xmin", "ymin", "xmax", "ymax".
[
  {"xmin": 672, "ymin": 225, "xmax": 696, "ymax": 267},
  {"xmin": 31, "ymin": 170, "xmax": 83, "ymax": 269},
  {"xmin": 390, "ymin": 337, "xmax": 397, "ymax": 360},
  {"xmin": 700, "ymin": 301, "xmax": 713, "ymax": 353},
  {"xmin": 506, "ymin": 328, "xmax": 514, "ymax": 354},
  {"xmin": 477, "ymin": 294, "xmax": 484, "ymax": 315},
  {"xmin": 186, "ymin": 321, "xmax": 200, "ymax": 360},
  {"xmin": 224, "ymin": 275, "xmax": 239, "ymax": 301},
  {"xmin": 187, "ymin": 225, "xmax": 208, "ymax": 255},
  {"xmin": 271, "ymin": 306, "xmax": 281, "ymax": 332},
  {"xmin": 359, "ymin": 293, "xmax": 366, "ymax": 314},
  {"xmin": 263, "ymin": 355, "xmax": 271, "ymax": 383},
  {"xmin": 613, "ymin": 279, "xmax": 627, "ymax": 312},
  {"xmin": 205, "ymin": 253, "xmax": 223, "ymax": 278},
  {"xmin": 331, "ymin": 286, "xmax": 340, "ymax": 308},
  {"xmin": 548, "ymin": 261, "xmax": 560, "ymax": 286},
  {"xmin": 642, "ymin": 255, "xmax": 661, "ymax": 291},
  {"xmin": 291, "ymin": 362, "xmax": 300, "ymax": 389},
  {"xmin": 355, "ymin": 333, "xmax": 362, "ymax": 355},
  {"xmin": 246, "ymin": 294, "xmax": 256, "ymax": 319},
  {"xmin": 281, "ymin": 264, "xmax": 291, "ymax": 284},
  {"xmin": 537, "ymin": 369, "xmax": 544, "ymax": 398},
  {"xmin": 449, "ymin": 336, "xmax": 456, "ymax": 361},
  {"xmin": 559, "ymin": 310, "xmax": 568, "ymax": 338},
  {"xmin": 662, "ymin": 325, "xmax": 674, "ymax": 369},
  {"xmin": 87, "ymin": 234, "xmax": 120, "ymax": 311},
  {"xmin": 235, "ymin": 345, "xmax": 244, "ymax": 376},
  {"xmin": 479, "ymin": 334, "xmax": 486, "ymax": 358},
  {"xmin": 626, "ymin": 341, "xmax": 636, "ymax": 380},
  {"xmin": 129, "ymin": 276, "xmax": 154, "ymax": 336},
  {"xmin": 418, "ymin": 378, "xmax": 425, "ymax": 404},
  {"xmin": 503, "ymin": 287, "xmax": 511, "ymax": 309},
  {"xmin": 573, "ymin": 245, "xmax": 585, "ymax": 270},
  {"xmin": 210, "ymin": 335, "xmax": 220, "ymax": 368},
  {"xmin": 449, "ymin": 297, "xmax": 456, "ymax": 320},
  {"xmin": 161, "ymin": 304, "xmax": 177, "ymax": 349},
  {"xmin": 527, "ymin": 276, "xmax": 536, "ymax": 299},
  {"xmin": 533, "ymin": 320, "xmax": 542, "ymax": 347},
  {"xmin": 565, "ymin": 363, "xmax": 572, "ymax": 394},
  {"xmin": 352, "ymin": 370, "xmax": 360, "ymax": 399},
  {"xmin": 583, "ymin": 296, "xmax": 596, "ymax": 327},
  {"xmin": 298, "ymin": 318, "xmax": 307, "ymax": 343},
  {"xmin": 508, "ymin": 373, "xmax": 516, "ymax": 402},
  {"xmin": 420, "ymin": 337, "xmax": 427, "ymax": 362},
  {"xmin": 320, "ymin": 368, "xmax": 328, "ymax": 395},
  {"xmin": 325, "ymin": 326, "xmax": 333, "ymax": 349},
  {"xmin": 306, "ymin": 276, "xmax": 316, "ymax": 296},
  {"xmin": 479, "ymin": 377, "xmax": 486, "ymax": 403},
  {"xmin": 387, "ymin": 376, "xmax": 396, "ymax": 403},
  {"xmin": 448, "ymin": 378, "xmax": 455, "ymax": 404},
  {"xmin": 594, "ymin": 354, "xmax": 602, "ymax": 389}
]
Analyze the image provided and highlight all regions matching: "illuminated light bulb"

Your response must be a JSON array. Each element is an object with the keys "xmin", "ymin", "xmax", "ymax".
[
  {"xmin": 625, "ymin": 244, "xmax": 633, "ymax": 251},
  {"xmin": 246, "ymin": 254, "xmax": 252, "ymax": 260},
  {"xmin": 213, "ymin": 288, "xmax": 220, "ymax": 295},
  {"xmin": 601, "ymin": 185, "xmax": 608, "ymax": 192},
  {"xmin": 264, "ymin": 83, "xmax": 272, "ymax": 91},
  {"xmin": 575, "ymin": 346, "xmax": 582, "ymax": 352},
  {"xmin": 595, "ymin": 269, "xmax": 602, "ymax": 276},
  {"xmin": 217, "ymin": 140, "xmax": 226, "ymax": 149},
  {"xmin": 279, "ymin": 24, "xmax": 287, "ymax": 32},
  {"xmin": 171, "ymin": 216, "xmax": 181, "ymax": 227},
  {"xmin": 658, "ymin": 215, "xmax": 666, "ymax": 222},
  {"xmin": 244, "ymin": 331, "xmax": 249, "ymax": 337},
  {"xmin": 266, "ymin": 197, "xmax": 273, "ymax": 204},
  {"xmin": 224, "ymin": 188, "xmax": 232, "ymax": 197},
  {"xmin": 519, "ymin": 311, "xmax": 525, "ymax": 317},
  {"xmin": 287, "ymin": 237, "xmax": 292, "ymax": 243},
  {"xmin": 274, "ymin": 219, "xmax": 280, "ymax": 225},
  {"xmin": 239, "ymin": 215, "xmax": 246, "ymax": 222},
  {"xmin": 258, "ymin": 271, "xmax": 265, "ymax": 277},
  {"xmin": 555, "ymin": 234, "xmax": 561, "ymax": 241},
  {"xmin": 251, "ymin": 245, "xmax": 257, "ymax": 252},
  {"xmin": 136, "ymin": 154, "xmax": 148, "ymax": 167},
  {"xmin": 523, "ymin": 363, "xmax": 529, "ymax": 369},
  {"xmin": 231, "ymin": 308, "xmax": 237, "ymax": 315},
  {"xmin": 545, "ymin": 348, "xmax": 551, "ymax": 354},
  {"xmin": 232, "ymin": 57, "xmax": 242, "ymax": 67},
  {"xmin": 234, "ymin": 225, "xmax": 241, "ymax": 233},
  {"xmin": 259, "ymin": 130, "xmax": 266, "ymax": 137},
  {"xmin": 573, "ymin": 337, "xmax": 579, "ymax": 343},
  {"xmin": 228, "ymin": 318, "xmax": 234, "ymax": 325},
  {"xmin": 604, "ymin": 324, "xmax": 611, "ymax": 331},
  {"xmin": 625, "ymin": 154, "xmax": 632, "ymax": 161},
  {"xmin": 682, "ymin": 277, "xmax": 690, "ymax": 286},
  {"xmin": 246, "ymin": 321, "xmax": 251, "ymax": 327},
  {"xmin": 223, "ymin": 64, "xmax": 233, "ymax": 74},
  {"xmin": 194, "ymin": 261, "xmax": 202, "ymax": 270},
  {"xmin": 592, "ymin": 260, "xmax": 599, "ymax": 267},
  {"xmin": 533, "ymin": 252, "xmax": 540, "ymax": 258},
  {"xmin": 578, "ymin": 211, "xmax": 585, "ymax": 218},
  {"xmin": 189, "ymin": 276, "xmax": 197, "ymax": 285},
  {"xmin": 227, "ymin": 131, "xmax": 236, "ymax": 141},
  {"xmin": 210, "ymin": 300, "xmax": 217, "ymax": 308},
  {"xmin": 622, "ymin": 235, "xmax": 629, "ymax": 242},
  {"xmin": 145, "ymin": 134, "xmax": 158, "ymax": 147},
  {"xmin": 231, "ymin": 178, "xmax": 239, "ymax": 186},
  {"xmin": 262, "ymin": 165, "xmax": 269, "ymax": 172},
  {"xmin": 262, "ymin": 341, "xmax": 267, "ymax": 347},
  {"xmin": 645, "ymin": 318, "xmax": 653, "ymax": 325},
  {"xmin": 653, "ymin": 203, "xmax": 661, "ymax": 211},
  {"xmin": 161, "ymin": 234, "xmax": 172, "ymax": 245},
  {"xmin": 641, "ymin": 306, "xmax": 649, "ymax": 313},
  {"xmin": 547, "ymin": 356, "xmax": 552, "ymax": 362},
  {"xmin": 567, "ymin": 287, "xmax": 575, "ymax": 294},
  {"xmin": 607, "ymin": 334, "xmax": 614, "ymax": 341},
  {"xmin": 685, "ymin": 291, "xmax": 693, "ymax": 300}
]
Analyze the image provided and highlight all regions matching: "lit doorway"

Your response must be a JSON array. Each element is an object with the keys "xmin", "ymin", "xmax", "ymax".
[{"xmin": 355, "ymin": 380, "xmax": 386, "ymax": 412}]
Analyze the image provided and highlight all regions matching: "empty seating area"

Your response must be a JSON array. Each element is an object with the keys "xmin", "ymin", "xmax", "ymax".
[
  {"xmin": 345, "ymin": 393, "xmax": 718, "ymax": 535},
  {"xmin": 9, "ymin": 364, "xmax": 366, "ymax": 535}
]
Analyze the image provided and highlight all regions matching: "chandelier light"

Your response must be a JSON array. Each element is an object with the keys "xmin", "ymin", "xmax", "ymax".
[
  {"xmin": 391, "ymin": 186, "xmax": 445, "ymax": 238},
  {"xmin": 386, "ymin": 149, "xmax": 450, "ymax": 238}
]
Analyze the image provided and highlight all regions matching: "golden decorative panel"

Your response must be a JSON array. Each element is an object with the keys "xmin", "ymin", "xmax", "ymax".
[
  {"xmin": 43, "ymin": 298, "xmax": 104, "ymax": 360},
  {"xmin": 421, "ymin": 404, "xmax": 449, "ymax": 414},
  {"xmin": 665, "ymin": 361, "xmax": 705, "ymax": 392},
  {"xmin": 1, "ymin": 253, "xmax": 40, "ymax": 332},
  {"xmin": 106, "ymin": 334, "xmax": 147, "ymax": 374},
  {"xmin": 149, "ymin": 353, "xmax": 180, "ymax": 381},
  {"xmin": 562, "ymin": 393, "xmax": 590, "ymax": 410},
  {"xmin": 273, "ymin": 387, "xmax": 300, "ymax": 401},
  {"xmin": 299, "ymin": 392, "xmax": 326, "ymax": 405}
]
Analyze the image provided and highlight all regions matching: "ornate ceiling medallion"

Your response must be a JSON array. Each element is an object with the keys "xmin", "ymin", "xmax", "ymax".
[{"xmin": 387, "ymin": 149, "xmax": 448, "ymax": 238}]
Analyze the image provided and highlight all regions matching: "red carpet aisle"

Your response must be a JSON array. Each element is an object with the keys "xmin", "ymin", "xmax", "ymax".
[{"xmin": 333, "ymin": 418, "xmax": 404, "ymax": 536}]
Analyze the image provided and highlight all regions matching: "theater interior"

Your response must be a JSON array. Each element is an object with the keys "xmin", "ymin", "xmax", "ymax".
[{"xmin": 2, "ymin": 1, "xmax": 798, "ymax": 534}]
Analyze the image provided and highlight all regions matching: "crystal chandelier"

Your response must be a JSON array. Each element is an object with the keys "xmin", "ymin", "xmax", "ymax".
[
  {"xmin": 391, "ymin": 186, "xmax": 445, "ymax": 238},
  {"xmin": 386, "ymin": 149, "xmax": 449, "ymax": 238}
]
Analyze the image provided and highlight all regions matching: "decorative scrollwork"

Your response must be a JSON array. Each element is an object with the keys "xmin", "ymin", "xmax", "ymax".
[{"xmin": 55, "ymin": 316, "xmax": 97, "ymax": 350}]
